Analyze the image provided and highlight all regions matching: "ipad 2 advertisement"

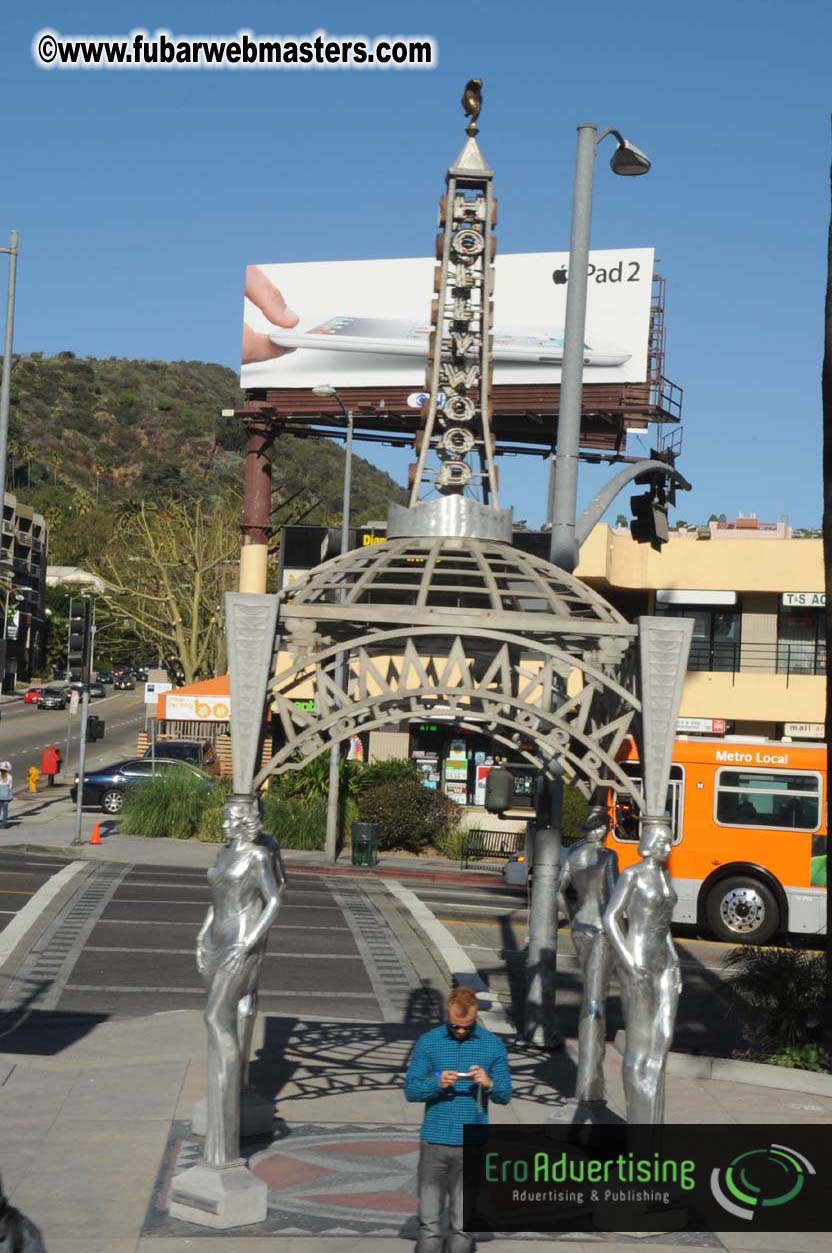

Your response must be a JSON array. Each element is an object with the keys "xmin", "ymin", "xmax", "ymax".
[{"xmin": 240, "ymin": 248, "xmax": 654, "ymax": 390}]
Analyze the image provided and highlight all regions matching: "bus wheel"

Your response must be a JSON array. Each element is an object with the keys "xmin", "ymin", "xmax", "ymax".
[{"xmin": 705, "ymin": 876, "xmax": 779, "ymax": 944}]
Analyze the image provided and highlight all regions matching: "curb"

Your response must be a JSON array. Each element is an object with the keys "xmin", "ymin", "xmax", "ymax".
[
  {"xmin": 383, "ymin": 879, "xmax": 514, "ymax": 1036},
  {"xmin": 7, "ymin": 841, "xmax": 511, "ymax": 889},
  {"xmin": 613, "ymin": 1029, "xmax": 832, "ymax": 1097}
]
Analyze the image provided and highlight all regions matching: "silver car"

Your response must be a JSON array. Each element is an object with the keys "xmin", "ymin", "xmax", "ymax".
[{"xmin": 38, "ymin": 686, "xmax": 67, "ymax": 710}]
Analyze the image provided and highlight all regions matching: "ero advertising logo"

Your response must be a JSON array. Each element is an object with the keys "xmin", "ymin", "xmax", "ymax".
[{"xmin": 710, "ymin": 1143, "xmax": 816, "ymax": 1221}]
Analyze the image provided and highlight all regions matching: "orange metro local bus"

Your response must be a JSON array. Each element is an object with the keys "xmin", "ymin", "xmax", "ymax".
[{"xmin": 607, "ymin": 735, "xmax": 827, "ymax": 945}]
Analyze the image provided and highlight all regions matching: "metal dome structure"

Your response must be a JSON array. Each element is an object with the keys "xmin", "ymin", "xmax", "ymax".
[{"xmin": 255, "ymin": 535, "xmax": 641, "ymax": 800}]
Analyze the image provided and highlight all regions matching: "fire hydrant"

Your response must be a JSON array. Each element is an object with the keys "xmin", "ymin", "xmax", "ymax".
[{"xmin": 27, "ymin": 765, "xmax": 40, "ymax": 793}]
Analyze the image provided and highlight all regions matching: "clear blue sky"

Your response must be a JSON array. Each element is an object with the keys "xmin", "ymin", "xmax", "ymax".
[{"xmin": 2, "ymin": 0, "xmax": 830, "ymax": 528}]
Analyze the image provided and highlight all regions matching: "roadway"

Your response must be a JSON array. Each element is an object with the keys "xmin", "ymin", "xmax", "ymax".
[
  {"xmin": 402, "ymin": 878, "xmax": 778, "ymax": 1057},
  {"xmin": 0, "ymin": 852, "xmax": 447, "ymax": 1038},
  {"xmin": 0, "ymin": 690, "xmax": 148, "ymax": 786},
  {"xmin": 0, "ymin": 842, "xmax": 784, "ymax": 1059}
]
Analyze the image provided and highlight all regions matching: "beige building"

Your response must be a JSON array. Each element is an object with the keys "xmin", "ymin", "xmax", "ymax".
[{"xmin": 577, "ymin": 517, "xmax": 824, "ymax": 740}]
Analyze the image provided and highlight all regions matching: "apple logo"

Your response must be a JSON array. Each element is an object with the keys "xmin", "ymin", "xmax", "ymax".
[{"xmin": 552, "ymin": 267, "xmax": 568, "ymax": 285}]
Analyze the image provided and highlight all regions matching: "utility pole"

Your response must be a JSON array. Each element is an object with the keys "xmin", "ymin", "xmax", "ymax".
[
  {"xmin": 313, "ymin": 386, "xmax": 354, "ymax": 865},
  {"xmin": 0, "ymin": 230, "xmax": 18, "ymax": 507},
  {"xmin": 68, "ymin": 598, "xmax": 93, "ymax": 845},
  {"xmin": 525, "ymin": 122, "xmax": 650, "ymax": 1046},
  {"xmin": 0, "ymin": 231, "xmax": 19, "ymax": 696}
]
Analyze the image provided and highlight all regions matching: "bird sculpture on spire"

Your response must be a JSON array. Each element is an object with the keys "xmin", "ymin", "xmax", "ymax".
[{"xmin": 461, "ymin": 77, "xmax": 482, "ymax": 137}]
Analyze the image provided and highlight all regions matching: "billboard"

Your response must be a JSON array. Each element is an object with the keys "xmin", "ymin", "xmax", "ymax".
[{"xmin": 241, "ymin": 249, "xmax": 654, "ymax": 390}]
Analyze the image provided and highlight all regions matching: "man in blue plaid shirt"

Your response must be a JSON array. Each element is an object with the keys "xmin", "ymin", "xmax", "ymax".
[{"xmin": 404, "ymin": 985, "xmax": 511, "ymax": 1253}]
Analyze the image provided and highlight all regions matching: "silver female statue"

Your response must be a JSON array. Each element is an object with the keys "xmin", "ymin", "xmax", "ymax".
[
  {"xmin": 195, "ymin": 794, "xmax": 285, "ymax": 1167},
  {"xmin": 558, "ymin": 805, "xmax": 619, "ymax": 1103},
  {"xmin": 603, "ymin": 816, "xmax": 681, "ymax": 1125}
]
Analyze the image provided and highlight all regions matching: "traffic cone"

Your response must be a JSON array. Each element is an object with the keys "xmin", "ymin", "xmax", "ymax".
[{"xmin": 89, "ymin": 822, "xmax": 101, "ymax": 846}]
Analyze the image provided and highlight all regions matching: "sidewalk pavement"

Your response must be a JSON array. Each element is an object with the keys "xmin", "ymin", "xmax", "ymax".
[
  {"xmin": 3, "ymin": 791, "xmax": 509, "ymax": 885},
  {"xmin": 1, "ymin": 1006, "xmax": 830, "ymax": 1253},
  {"xmin": 1, "ymin": 801, "xmax": 831, "ymax": 1251}
]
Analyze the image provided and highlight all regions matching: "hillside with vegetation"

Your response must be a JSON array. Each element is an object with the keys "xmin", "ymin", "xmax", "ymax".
[{"xmin": 6, "ymin": 351, "xmax": 405, "ymax": 564}]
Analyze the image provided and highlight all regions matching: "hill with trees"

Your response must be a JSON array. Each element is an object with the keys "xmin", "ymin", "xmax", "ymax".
[{"xmin": 6, "ymin": 351, "xmax": 404, "ymax": 565}]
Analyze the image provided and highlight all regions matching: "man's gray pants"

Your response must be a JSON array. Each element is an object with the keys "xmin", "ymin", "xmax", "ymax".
[{"xmin": 416, "ymin": 1141, "xmax": 472, "ymax": 1253}]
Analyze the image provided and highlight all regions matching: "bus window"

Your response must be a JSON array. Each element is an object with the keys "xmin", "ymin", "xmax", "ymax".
[
  {"xmin": 715, "ymin": 769, "xmax": 821, "ymax": 831},
  {"xmin": 614, "ymin": 763, "xmax": 684, "ymax": 843}
]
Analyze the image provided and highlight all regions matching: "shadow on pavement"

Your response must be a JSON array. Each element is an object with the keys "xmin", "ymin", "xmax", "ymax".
[
  {"xmin": 0, "ymin": 1005, "xmax": 110, "ymax": 1055},
  {"xmin": 252, "ymin": 993, "xmax": 626, "ymax": 1124}
]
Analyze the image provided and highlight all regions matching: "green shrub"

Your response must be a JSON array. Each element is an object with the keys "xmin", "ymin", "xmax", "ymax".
[
  {"xmin": 118, "ymin": 772, "xmax": 222, "ymax": 840},
  {"xmin": 197, "ymin": 779, "xmax": 231, "ymax": 842},
  {"xmin": 722, "ymin": 946, "xmax": 830, "ymax": 1069},
  {"xmin": 562, "ymin": 783, "xmax": 589, "ymax": 845},
  {"xmin": 278, "ymin": 752, "xmax": 359, "ymax": 804},
  {"xmin": 433, "ymin": 822, "xmax": 468, "ymax": 861},
  {"xmin": 261, "ymin": 792, "xmax": 327, "ymax": 850},
  {"xmin": 763, "ymin": 1044, "xmax": 830, "ymax": 1073},
  {"xmin": 357, "ymin": 778, "xmax": 459, "ymax": 853},
  {"xmin": 355, "ymin": 757, "xmax": 417, "ymax": 791}
]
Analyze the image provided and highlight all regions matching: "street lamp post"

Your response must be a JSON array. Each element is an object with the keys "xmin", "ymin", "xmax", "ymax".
[
  {"xmin": 525, "ymin": 124, "xmax": 650, "ymax": 1046},
  {"xmin": 312, "ymin": 384, "xmax": 354, "ymax": 864},
  {"xmin": 0, "ymin": 230, "xmax": 18, "ymax": 513},
  {"xmin": 550, "ymin": 125, "xmax": 650, "ymax": 573}
]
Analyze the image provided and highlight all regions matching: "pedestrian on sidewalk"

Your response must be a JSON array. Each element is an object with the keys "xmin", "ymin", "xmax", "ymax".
[
  {"xmin": 0, "ymin": 763, "xmax": 12, "ymax": 829},
  {"xmin": 41, "ymin": 743, "xmax": 61, "ymax": 786},
  {"xmin": 404, "ymin": 985, "xmax": 511, "ymax": 1253}
]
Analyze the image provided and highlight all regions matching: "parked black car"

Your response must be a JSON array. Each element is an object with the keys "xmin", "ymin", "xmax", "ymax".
[
  {"xmin": 97, "ymin": 670, "xmax": 114, "ymax": 684},
  {"xmin": 143, "ymin": 738, "xmax": 217, "ymax": 771},
  {"xmin": 89, "ymin": 681, "xmax": 106, "ymax": 699},
  {"xmin": 38, "ymin": 686, "xmax": 67, "ymax": 710},
  {"xmin": 70, "ymin": 757, "xmax": 214, "ymax": 813}
]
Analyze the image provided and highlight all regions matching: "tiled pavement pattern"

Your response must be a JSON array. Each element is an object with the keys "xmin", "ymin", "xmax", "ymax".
[{"xmin": 147, "ymin": 1119, "xmax": 721, "ymax": 1244}]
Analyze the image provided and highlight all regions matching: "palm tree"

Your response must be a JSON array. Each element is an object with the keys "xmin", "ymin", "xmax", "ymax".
[
  {"xmin": 48, "ymin": 449, "xmax": 62, "ymax": 487},
  {"xmin": 22, "ymin": 443, "xmax": 37, "ymax": 488}
]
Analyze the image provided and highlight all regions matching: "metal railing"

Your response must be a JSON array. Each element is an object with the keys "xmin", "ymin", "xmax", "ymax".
[{"xmin": 687, "ymin": 639, "xmax": 825, "ymax": 683}]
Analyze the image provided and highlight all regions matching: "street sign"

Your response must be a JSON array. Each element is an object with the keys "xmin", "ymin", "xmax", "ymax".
[{"xmin": 144, "ymin": 681, "xmax": 172, "ymax": 704}]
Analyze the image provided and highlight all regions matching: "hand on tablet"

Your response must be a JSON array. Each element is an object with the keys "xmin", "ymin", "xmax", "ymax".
[{"xmin": 242, "ymin": 265, "xmax": 299, "ymax": 363}]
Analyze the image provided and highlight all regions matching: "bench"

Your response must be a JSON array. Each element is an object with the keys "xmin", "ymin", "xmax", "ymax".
[{"xmin": 460, "ymin": 828, "xmax": 524, "ymax": 869}]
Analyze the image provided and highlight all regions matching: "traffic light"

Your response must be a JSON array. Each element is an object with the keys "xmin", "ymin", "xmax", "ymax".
[
  {"xmin": 67, "ymin": 598, "xmax": 92, "ymax": 685},
  {"xmin": 629, "ymin": 480, "xmax": 669, "ymax": 551},
  {"xmin": 484, "ymin": 764, "xmax": 515, "ymax": 815}
]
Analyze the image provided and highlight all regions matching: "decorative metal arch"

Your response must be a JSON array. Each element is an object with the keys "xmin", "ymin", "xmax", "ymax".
[{"xmin": 257, "ymin": 536, "xmax": 643, "ymax": 802}]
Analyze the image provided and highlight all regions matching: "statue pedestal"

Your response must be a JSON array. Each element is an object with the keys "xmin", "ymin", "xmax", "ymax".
[
  {"xmin": 168, "ymin": 1159, "xmax": 267, "ymax": 1229},
  {"xmin": 192, "ymin": 1089, "xmax": 275, "ymax": 1139}
]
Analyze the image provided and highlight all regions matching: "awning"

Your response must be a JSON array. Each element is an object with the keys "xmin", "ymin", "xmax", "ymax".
[{"xmin": 158, "ymin": 674, "xmax": 230, "ymax": 722}]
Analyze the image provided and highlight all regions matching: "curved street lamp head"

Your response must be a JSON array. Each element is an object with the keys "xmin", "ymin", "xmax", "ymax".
[
  {"xmin": 609, "ymin": 134, "xmax": 651, "ymax": 176},
  {"xmin": 312, "ymin": 382, "xmax": 351, "ymax": 422}
]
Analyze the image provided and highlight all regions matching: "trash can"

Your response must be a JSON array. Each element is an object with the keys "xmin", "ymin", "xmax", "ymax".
[
  {"xmin": 351, "ymin": 822, "xmax": 380, "ymax": 867},
  {"xmin": 87, "ymin": 716, "xmax": 105, "ymax": 742}
]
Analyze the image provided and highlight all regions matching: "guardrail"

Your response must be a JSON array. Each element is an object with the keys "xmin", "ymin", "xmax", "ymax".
[{"xmin": 687, "ymin": 640, "xmax": 825, "ymax": 683}]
